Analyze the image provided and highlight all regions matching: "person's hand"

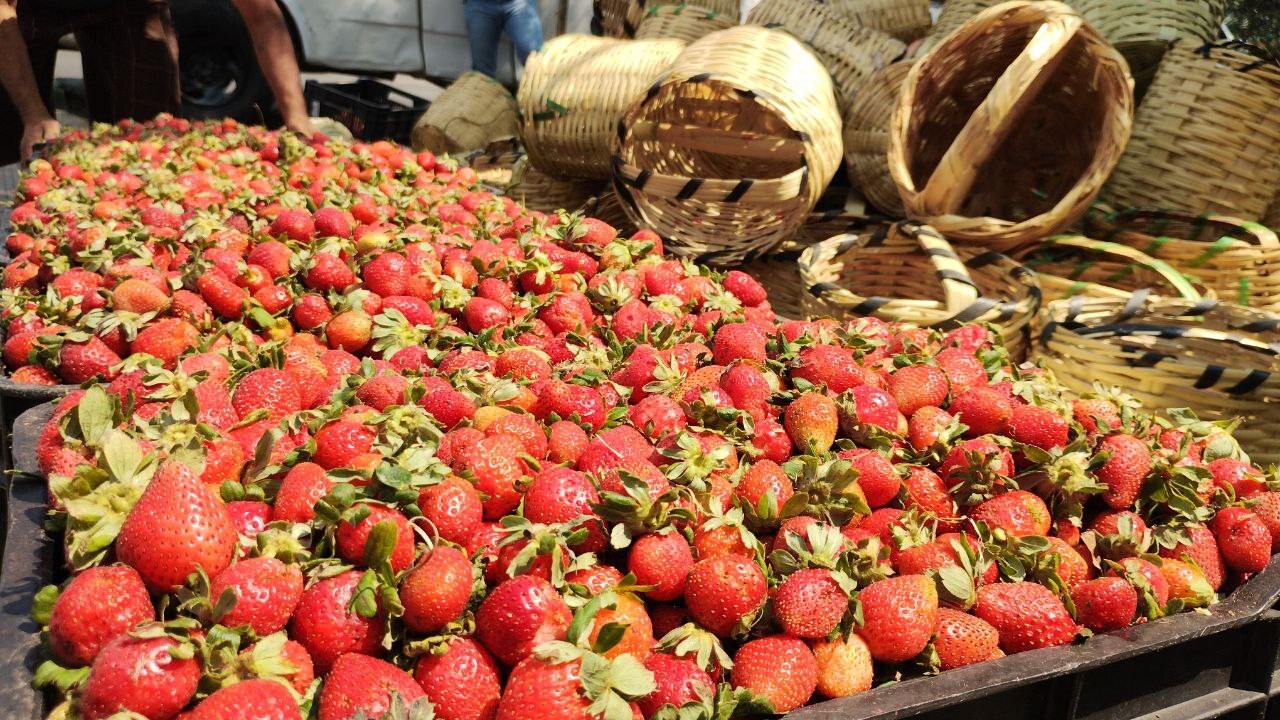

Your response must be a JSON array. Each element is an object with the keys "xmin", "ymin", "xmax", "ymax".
[
  {"xmin": 20, "ymin": 116, "xmax": 60, "ymax": 161},
  {"xmin": 283, "ymin": 113, "xmax": 318, "ymax": 137}
]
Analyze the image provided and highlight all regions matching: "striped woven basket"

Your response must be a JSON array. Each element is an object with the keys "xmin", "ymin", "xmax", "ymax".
[
  {"xmin": 1082, "ymin": 206, "xmax": 1280, "ymax": 312},
  {"xmin": 469, "ymin": 150, "xmax": 605, "ymax": 213},
  {"xmin": 798, "ymin": 221, "xmax": 1042, "ymax": 359},
  {"xmin": 626, "ymin": 0, "xmax": 740, "ymax": 38},
  {"xmin": 1034, "ymin": 295, "xmax": 1280, "ymax": 465},
  {"xmin": 1014, "ymin": 234, "xmax": 1207, "ymax": 303},
  {"xmin": 1071, "ymin": 0, "xmax": 1225, "ymax": 96}
]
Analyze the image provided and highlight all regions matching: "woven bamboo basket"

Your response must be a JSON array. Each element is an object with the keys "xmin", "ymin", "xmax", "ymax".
[
  {"xmin": 889, "ymin": 0, "xmax": 1134, "ymax": 251},
  {"xmin": 518, "ymin": 35, "xmax": 686, "ymax": 180},
  {"xmin": 594, "ymin": 0, "xmax": 635, "ymax": 37},
  {"xmin": 612, "ymin": 25, "xmax": 844, "ymax": 265},
  {"xmin": 1014, "ymin": 234, "xmax": 1206, "ymax": 302},
  {"xmin": 915, "ymin": 0, "xmax": 1002, "ymax": 56},
  {"xmin": 635, "ymin": 4, "xmax": 736, "ymax": 43},
  {"xmin": 410, "ymin": 72, "xmax": 519, "ymax": 156},
  {"xmin": 745, "ymin": 0, "xmax": 905, "ymax": 114},
  {"xmin": 469, "ymin": 151, "xmax": 605, "ymax": 212},
  {"xmin": 1268, "ymin": 193, "xmax": 1280, "ymax": 231},
  {"xmin": 798, "ymin": 221, "xmax": 1042, "ymax": 359},
  {"xmin": 1080, "ymin": 206, "xmax": 1280, "ymax": 312},
  {"xmin": 827, "ymin": 0, "xmax": 933, "ymax": 41},
  {"xmin": 1034, "ymin": 295, "xmax": 1280, "ymax": 465},
  {"xmin": 843, "ymin": 61, "xmax": 913, "ymax": 216},
  {"xmin": 1100, "ymin": 42, "xmax": 1280, "ymax": 223},
  {"xmin": 626, "ymin": 0, "xmax": 740, "ymax": 39},
  {"xmin": 577, "ymin": 191, "xmax": 641, "ymax": 235},
  {"xmin": 1071, "ymin": 0, "xmax": 1225, "ymax": 94}
]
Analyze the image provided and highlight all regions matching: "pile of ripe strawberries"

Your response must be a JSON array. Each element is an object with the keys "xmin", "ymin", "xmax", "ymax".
[{"xmin": 16, "ymin": 117, "xmax": 1280, "ymax": 720}]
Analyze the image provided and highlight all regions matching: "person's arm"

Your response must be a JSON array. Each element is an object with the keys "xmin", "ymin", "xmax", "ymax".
[
  {"xmin": 229, "ymin": 0, "xmax": 315, "ymax": 135},
  {"xmin": 0, "ymin": 2, "xmax": 58, "ymax": 160}
]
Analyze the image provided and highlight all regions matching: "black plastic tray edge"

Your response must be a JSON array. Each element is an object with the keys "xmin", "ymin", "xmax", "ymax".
[
  {"xmin": 6, "ymin": 403, "xmax": 1280, "ymax": 720},
  {"xmin": 0, "ymin": 327, "xmax": 78, "ymax": 402}
]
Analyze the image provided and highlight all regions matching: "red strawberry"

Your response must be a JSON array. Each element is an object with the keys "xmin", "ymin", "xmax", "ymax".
[
  {"xmin": 232, "ymin": 368, "xmax": 302, "ymax": 420},
  {"xmin": 1252, "ymin": 492, "xmax": 1280, "ymax": 551},
  {"xmin": 314, "ymin": 206, "xmax": 355, "ymax": 239},
  {"xmin": 187, "ymin": 678, "xmax": 302, "ymax": 720},
  {"xmin": 271, "ymin": 208, "xmax": 316, "ymax": 243},
  {"xmin": 732, "ymin": 635, "xmax": 817, "ymax": 713},
  {"xmin": 1007, "ymin": 404, "xmax": 1069, "ymax": 451},
  {"xmin": 47, "ymin": 565, "xmax": 154, "ymax": 667},
  {"xmin": 533, "ymin": 380, "xmax": 606, "ymax": 430},
  {"xmin": 336, "ymin": 502, "xmax": 416, "ymax": 572},
  {"xmin": 838, "ymin": 448, "xmax": 900, "ymax": 508},
  {"xmin": 458, "ymin": 433, "xmax": 529, "ymax": 519},
  {"xmin": 723, "ymin": 270, "xmax": 768, "ymax": 307},
  {"xmin": 495, "ymin": 651, "xmax": 646, "ymax": 720},
  {"xmin": 198, "ymin": 272, "xmax": 249, "ymax": 319},
  {"xmin": 1097, "ymin": 433, "xmax": 1152, "ymax": 510},
  {"xmin": 475, "ymin": 575, "xmax": 572, "ymax": 666},
  {"xmin": 974, "ymin": 581, "xmax": 1078, "ymax": 653},
  {"xmin": 887, "ymin": 364, "xmax": 949, "ymax": 416},
  {"xmin": 712, "ymin": 322, "xmax": 768, "ymax": 365},
  {"xmin": 684, "ymin": 554, "xmax": 767, "ymax": 637},
  {"xmin": 273, "ymin": 462, "xmax": 335, "ymax": 523},
  {"xmin": 11, "ymin": 365, "xmax": 58, "ymax": 384},
  {"xmin": 422, "ymin": 387, "xmax": 478, "ymax": 429},
  {"xmin": 640, "ymin": 652, "xmax": 715, "ymax": 717},
  {"xmin": 969, "ymin": 490, "xmax": 1051, "ymax": 536},
  {"xmin": 57, "ymin": 336, "xmax": 121, "ymax": 383},
  {"xmin": 77, "ymin": 631, "xmax": 201, "ymax": 720},
  {"xmin": 1211, "ymin": 506, "xmax": 1271, "ymax": 574},
  {"xmin": 401, "ymin": 545, "xmax": 474, "ymax": 634},
  {"xmin": 414, "ymin": 637, "xmax": 502, "ymax": 720},
  {"xmin": 524, "ymin": 466, "xmax": 604, "ymax": 550},
  {"xmin": 210, "ymin": 556, "xmax": 304, "ymax": 636},
  {"xmin": 1159, "ymin": 524, "xmax": 1226, "ymax": 591},
  {"xmin": 736, "ymin": 459, "xmax": 795, "ymax": 510},
  {"xmin": 857, "ymin": 575, "xmax": 938, "ymax": 662},
  {"xmin": 363, "ymin": 252, "xmax": 411, "ymax": 296},
  {"xmin": 784, "ymin": 391, "xmax": 838, "ymax": 453},
  {"xmin": 311, "ymin": 420, "xmax": 376, "ymax": 470},
  {"xmin": 718, "ymin": 362, "xmax": 775, "ymax": 420},
  {"xmin": 628, "ymin": 531, "xmax": 695, "ymax": 602},
  {"xmin": 791, "ymin": 344, "xmax": 869, "ymax": 393},
  {"xmin": 418, "ymin": 476, "xmax": 484, "ymax": 545},
  {"xmin": 1207, "ymin": 458, "xmax": 1267, "ymax": 499},
  {"xmin": 318, "ymin": 653, "xmax": 427, "ymax": 720},
  {"xmin": 901, "ymin": 466, "xmax": 959, "ymax": 528},
  {"xmin": 289, "ymin": 570, "xmax": 386, "ymax": 673},
  {"xmin": 1073, "ymin": 398, "xmax": 1121, "ymax": 437},
  {"xmin": 116, "ymin": 461, "xmax": 237, "ymax": 593},
  {"xmin": 933, "ymin": 608, "xmax": 1001, "ymax": 670},
  {"xmin": 774, "ymin": 568, "xmax": 848, "ymax": 638},
  {"xmin": 326, "ymin": 310, "xmax": 372, "ymax": 352},
  {"xmin": 948, "ymin": 386, "xmax": 1012, "ymax": 437},
  {"xmin": 293, "ymin": 293, "xmax": 333, "ymax": 330},
  {"xmin": 1072, "ymin": 577, "xmax": 1137, "ymax": 631},
  {"xmin": 112, "ymin": 277, "xmax": 170, "ymax": 313},
  {"xmin": 935, "ymin": 347, "xmax": 987, "ymax": 394},
  {"xmin": 247, "ymin": 240, "xmax": 293, "ymax": 277},
  {"xmin": 464, "ymin": 297, "xmax": 511, "ymax": 332}
]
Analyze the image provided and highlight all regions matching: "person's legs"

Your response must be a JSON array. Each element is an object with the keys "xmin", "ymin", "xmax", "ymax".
[
  {"xmin": 465, "ymin": 0, "xmax": 505, "ymax": 78},
  {"xmin": 74, "ymin": 0, "xmax": 180, "ymax": 123},
  {"xmin": 504, "ymin": 0, "xmax": 542, "ymax": 67}
]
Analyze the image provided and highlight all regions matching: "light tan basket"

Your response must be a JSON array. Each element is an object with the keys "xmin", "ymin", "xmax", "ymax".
[
  {"xmin": 1100, "ymin": 42, "xmax": 1280, "ymax": 223},
  {"xmin": 915, "ymin": 0, "xmax": 1002, "ymax": 56},
  {"xmin": 798, "ymin": 221, "xmax": 1042, "ymax": 359},
  {"xmin": 518, "ymin": 35, "xmax": 686, "ymax": 180},
  {"xmin": 612, "ymin": 25, "xmax": 844, "ymax": 265},
  {"xmin": 635, "ymin": 3, "xmax": 736, "ymax": 43},
  {"xmin": 843, "ymin": 61, "xmax": 913, "ymax": 216},
  {"xmin": 594, "ymin": 0, "xmax": 635, "ymax": 37},
  {"xmin": 577, "ymin": 191, "xmax": 642, "ymax": 236},
  {"xmin": 411, "ymin": 72, "xmax": 519, "ymax": 156},
  {"xmin": 744, "ymin": 0, "xmax": 906, "ymax": 114},
  {"xmin": 1268, "ymin": 193, "xmax": 1280, "ymax": 231},
  {"xmin": 626, "ymin": 0, "xmax": 740, "ymax": 39},
  {"xmin": 889, "ymin": 0, "xmax": 1134, "ymax": 251},
  {"xmin": 470, "ymin": 150, "xmax": 605, "ymax": 213},
  {"xmin": 1034, "ymin": 295, "xmax": 1280, "ymax": 465},
  {"xmin": 1014, "ymin": 234, "xmax": 1207, "ymax": 302},
  {"xmin": 1081, "ymin": 206, "xmax": 1280, "ymax": 312},
  {"xmin": 827, "ymin": 0, "xmax": 933, "ymax": 41},
  {"xmin": 1071, "ymin": 0, "xmax": 1225, "ymax": 94}
]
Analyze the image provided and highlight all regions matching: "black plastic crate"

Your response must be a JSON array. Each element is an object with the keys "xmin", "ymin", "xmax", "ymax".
[
  {"xmin": 303, "ymin": 78, "xmax": 428, "ymax": 144},
  {"xmin": 7, "ymin": 401, "xmax": 1280, "ymax": 720}
]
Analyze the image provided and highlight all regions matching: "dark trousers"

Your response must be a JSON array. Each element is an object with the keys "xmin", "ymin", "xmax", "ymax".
[{"xmin": 0, "ymin": 0, "xmax": 181, "ymax": 165}]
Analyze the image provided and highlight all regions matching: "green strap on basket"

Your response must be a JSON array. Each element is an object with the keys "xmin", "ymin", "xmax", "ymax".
[
  {"xmin": 1186, "ymin": 235, "xmax": 1236, "ymax": 268},
  {"xmin": 532, "ymin": 99, "xmax": 570, "ymax": 122}
]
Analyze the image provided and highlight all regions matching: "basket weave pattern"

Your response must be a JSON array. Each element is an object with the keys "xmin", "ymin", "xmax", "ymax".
[
  {"xmin": 915, "ymin": 0, "xmax": 1002, "ymax": 56},
  {"xmin": 411, "ymin": 73, "xmax": 519, "ymax": 156},
  {"xmin": 889, "ymin": 0, "xmax": 1134, "ymax": 250},
  {"xmin": 828, "ymin": 0, "xmax": 933, "ymax": 41},
  {"xmin": 745, "ymin": 0, "xmax": 906, "ymax": 114},
  {"xmin": 519, "ymin": 35, "xmax": 686, "ymax": 181},
  {"xmin": 843, "ymin": 61, "xmax": 913, "ymax": 216},
  {"xmin": 1100, "ymin": 42, "xmax": 1280, "ymax": 222},
  {"xmin": 635, "ymin": 4, "xmax": 736, "ymax": 43},
  {"xmin": 613, "ymin": 25, "xmax": 843, "ymax": 264},
  {"xmin": 627, "ymin": 0, "xmax": 740, "ymax": 38},
  {"xmin": 1072, "ymin": 0, "xmax": 1225, "ymax": 89}
]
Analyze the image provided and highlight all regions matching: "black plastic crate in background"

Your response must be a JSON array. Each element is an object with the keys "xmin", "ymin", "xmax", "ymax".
[
  {"xmin": 303, "ymin": 79, "xmax": 428, "ymax": 145},
  {"xmin": 7, "ymin": 400, "xmax": 1280, "ymax": 720}
]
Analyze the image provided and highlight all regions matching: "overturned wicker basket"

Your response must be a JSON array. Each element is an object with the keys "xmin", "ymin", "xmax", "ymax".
[
  {"xmin": 828, "ymin": 0, "xmax": 932, "ymax": 41},
  {"xmin": 1100, "ymin": 42, "xmax": 1280, "ymax": 223},
  {"xmin": 1082, "ymin": 207, "xmax": 1280, "ymax": 312},
  {"xmin": 843, "ymin": 61, "xmax": 914, "ymax": 216},
  {"xmin": 519, "ymin": 35, "xmax": 686, "ymax": 180},
  {"xmin": 798, "ymin": 221, "xmax": 1042, "ymax": 359},
  {"xmin": 890, "ymin": 0, "xmax": 1134, "ymax": 251},
  {"xmin": 613, "ymin": 25, "xmax": 844, "ymax": 264},
  {"xmin": 1015, "ymin": 234, "xmax": 1205, "ymax": 302},
  {"xmin": 914, "ymin": 0, "xmax": 1001, "ymax": 56},
  {"xmin": 745, "ymin": 0, "xmax": 906, "ymax": 114},
  {"xmin": 1035, "ymin": 295, "xmax": 1280, "ymax": 465},
  {"xmin": 626, "ymin": 0, "xmax": 740, "ymax": 39},
  {"xmin": 636, "ymin": 4, "xmax": 736, "ymax": 43},
  {"xmin": 411, "ymin": 72, "xmax": 519, "ymax": 156},
  {"xmin": 1072, "ymin": 0, "xmax": 1225, "ymax": 94}
]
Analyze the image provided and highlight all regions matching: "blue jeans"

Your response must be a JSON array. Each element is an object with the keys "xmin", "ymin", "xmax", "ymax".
[{"xmin": 465, "ymin": 0, "xmax": 544, "ymax": 78}]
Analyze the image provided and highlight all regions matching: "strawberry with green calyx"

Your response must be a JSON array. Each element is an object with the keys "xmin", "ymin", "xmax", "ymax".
[
  {"xmin": 782, "ymin": 391, "xmax": 839, "ymax": 454},
  {"xmin": 1081, "ymin": 510, "xmax": 1152, "ymax": 562},
  {"xmin": 491, "ymin": 515, "xmax": 590, "ymax": 583},
  {"xmin": 222, "ymin": 632, "xmax": 315, "ymax": 695},
  {"xmin": 1071, "ymin": 577, "xmax": 1137, "ymax": 632},
  {"xmin": 690, "ymin": 505, "xmax": 764, "ymax": 560},
  {"xmin": 968, "ymin": 490, "xmax": 1051, "ymax": 537},
  {"xmin": 905, "ymin": 405, "xmax": 966, "ymax": 463},
  {"xmin": 1136, "ymin": 460, "xmax": 1215, "ymax": 525},
  {"xmin": 778, "ymin": 454, "xmax": 871, "ymax": 528},
  {"xmin": 290, "ymin": 567, "xmax": 388, "ymax": 673},
  {"xmin": 1158, "ymin": 557, "xmax": 1217, "ymax": 610},
  {"xmin": 594, "ymin": 469, "xmax": 695, "ymax": 550},
  {"xmin": 659, "ymin": 430, "xmax": 734, "ymax": 491},
  {"xmin": 1016, "ymin": 440, "xmax": 1108, "ymax": 529},
  {"xmin": 939, "ymin": 437, "xmax": 1016, "ymax": 507},
  {"xmin": 1155, "ymin": 522, "xmax": 1227, "ymax": 591},
  {"xmin": 400, "ymin": 542, "xmax": 482, "ymax": 637},
  {"xmin": 317, "ymin": 653, "xmax": 432, "ymax": 720},
  {"xmin": 856, "ymin": 575, "xmax": 939, "ymax": 664},
  {"xmin": 414, "ymin": 636, "xmax": 502, "ymax": 720},
  {"xmin": 773, "ymin": 567, "xmax": 855, "ymax": 638},
  {"xmin": 75, "ymin": 620, "xmax": 203, "ymax": 720},
  {"xmin": 646, "ymin": 676, "xmax": 775, "ymax": 720},
  {"xmin": 979, "ymin": 528, "xmax": 1077, "ymax": 613},
  {"xmin": 927, "ymin": 608, "xmax": 1002, "ymax": 672},
  {"xmin": 683, "ymin": 553, "xmax": 767, "ymax": 638},
  {"xmin": 186, "ymin": 678, "xmax": 304, "ymax": 720},
  {"xmin": 1105, "ymin": 556, "xmax": 1170, "ymax": 620},
  {"xmin": 730, "ymin": 635, "xmax": 817, "ymax": 713},
  {"xmin": 1097, "ymin": 433, "xmax": 1155, "ymax": 510},
  {"xmin": 627, "ymin": 529, "xmax": 695, "ymax": 602},
  {"xmin": 974, "ymin": 581, "xmax": 1079, "ymax": 654},
  {"xmin": 897, "ymin": 532, "xmax": 994, "ymax": 610}
]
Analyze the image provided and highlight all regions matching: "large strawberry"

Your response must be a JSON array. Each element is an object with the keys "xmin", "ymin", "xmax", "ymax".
[
  {"xmin": 628, "ymin": 531, "xmax": 694, "ymax": 603},
  {"xmin": 476, "ymin": 575, "xmax": 572, "ymax": 666},
  {"xmin": 495, "ymin": 647, "xmax": 652, "ymax": 720},
  {"xmin": 209, "ymin": 556, "xmax": 304, "ymax": 636},
  {"xmin": 318, "ymin": 653, "xmax": 429, "ymax": 720},
  {"xmin": 46, "ymin": 565, "xmax": 154, "ymax": 667},
  {"xmin": 116, "ymin": 460, "xmax": 237, "ymax": 593},
  {"xmin": 933, "ymin": 608, "xmax": 1001, "ymax": 670},
  {"xmin": 335, "ymin": 502, "xmax": 416, "ymax": 572},
  {"xmin": 784, "ymin": 391, "xmax": 839, "ymax": 454},
  {"xmin": 639, "ymin": 651, "xmax": 715, "ymax": 716},
  {"xmin": 857, "ymin": 575, "xmax": 938, "ymax": 663},
  {"xmin": 400, "ymin": 544, "xmax": 475, "ymax": 634},
  {"xmin": 974, "ymin": 581, "xmax": 1078, "ymax": 653},
  {"xmin": 811, "ymin": 633, "xmax": 874, "ymax": 698},
  {"xmin": 1211, "ymin": 506, "xmax": 1272, "ymax": 574},
  {"xmin": 684, "ymin": 555, "xmax": 767, "ymax": 637},
  {"xmin": 289, "ymin": 570, "xmax": 387, "ymax": 673},
  {"xmin": 1072, "ymin": 577, "xmax": 1137, "ymax": 632},
  {"xmin": 731, "ymin": 635, "xmax": 817, "ymax": 713},
  {"xmin": 1159, "ymin": 524, "xmax": 1227, "ymax": 591},
  {"xmin": 773, "ymin": 568, "xmax": 849, "ymax": 638},
  {"xmin": 417, "ymin": 476, "xmax": 485, "ymax": 545},
  {"xmin": 414, "ymin": 637, "xmax": 502, "ymax": 720},
  {"xmin": 77, "ymin": 631, "xmax": 201, "ymax": 720},
  {"xmin": 187, "ymin": 678, "xmax": 302, "ymax": 720},
  {"xmin": 1097, "ymin": 433, "xmax": 1152, "ymax": 509}
]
